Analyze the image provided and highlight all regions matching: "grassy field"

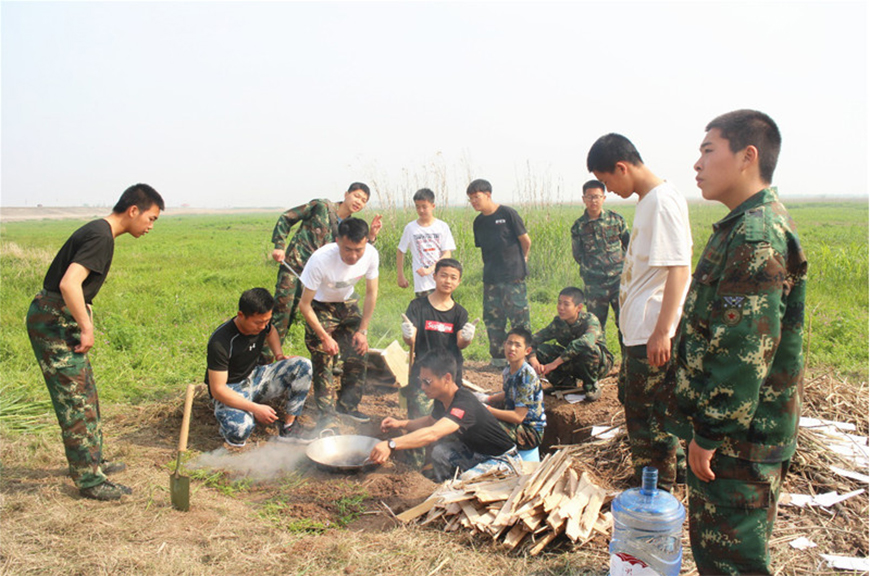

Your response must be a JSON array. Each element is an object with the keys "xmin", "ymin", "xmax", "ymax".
[{"xmin": 1, "ymin": 199, "xmax": 867, "ymax": 426}]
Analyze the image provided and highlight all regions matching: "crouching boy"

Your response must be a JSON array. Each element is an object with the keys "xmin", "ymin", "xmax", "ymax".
[
  {"xmin": 528, "ymin": 287, "xmax": 613, "ymax": 401},
  {"xmin": 369, "ymin": 348, "xmax": 520, "ymax": 482},
  {"xmin": 478, "ymin": 327, "xmax": 546, "ymax": 451}
]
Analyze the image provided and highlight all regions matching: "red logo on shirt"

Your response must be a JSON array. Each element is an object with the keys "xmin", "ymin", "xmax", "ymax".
[
  {"xmin": 425, "ymin": 320, "xmax": 455, "ymax": 333},
  {"xmin": 450, "ymin": 407, "xmax": 466, "ymax": 419}
]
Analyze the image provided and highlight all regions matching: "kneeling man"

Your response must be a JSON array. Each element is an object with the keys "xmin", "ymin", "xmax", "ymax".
[
  {"xmin": 206, "ymin": 288, "xmax": 312, "ymax": 447},
  {"xmin": 369, "ymin": 348, "xmax": 520, "ymax": 481}
]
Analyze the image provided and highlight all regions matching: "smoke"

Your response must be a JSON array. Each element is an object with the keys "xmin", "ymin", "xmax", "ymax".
[{"xmin": 189, "ymin": 440, "xmax": 309, "ymax": 481}]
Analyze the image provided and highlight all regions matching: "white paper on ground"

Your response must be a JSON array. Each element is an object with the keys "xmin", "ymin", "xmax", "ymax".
[
  {"xmin": 789, "ymin": 536, "xmax": 817, "ymax": 550},
  {"xmin": 591, "ymin": 426, "xmax": 622, "ymax": 440},
  {"xmin": 564, "ymin": 393, "xmax": 586, "ymax": 404},
  {"xmin": 830, "ymin": 465, "xmax": 870, "ymax": 484},
  {"xmin": 820, "ymin": 554, "xmax": 870, "ymax": 571}
]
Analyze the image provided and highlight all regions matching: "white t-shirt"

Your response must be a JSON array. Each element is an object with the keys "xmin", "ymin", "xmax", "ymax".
[
  {"xmin": 619, "ymin": 182, "xmax": 692, "ymax": 347},
  {"xmin": 397, "ymin": 218, "xmax": 456, "ymax": 292},
  {"xmin": 300, "ymin": 242, "xmax": 380, "ymax": 303}
]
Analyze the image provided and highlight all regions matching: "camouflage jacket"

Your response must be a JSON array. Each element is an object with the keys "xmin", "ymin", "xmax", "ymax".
[
  {"xmin": 672, "ymin": 188, "xmax": 807, "ymax": 463},
  {"xmin": 271, "ymin": 199, "xmax": 341, "ymax": 273},
  {"xmin": 570, "ymin": 209, "xmax": 630, "ymax": 283},
  {"xmin": 532, "ymin": 310, "xmax": 606, "ymax": 363}
]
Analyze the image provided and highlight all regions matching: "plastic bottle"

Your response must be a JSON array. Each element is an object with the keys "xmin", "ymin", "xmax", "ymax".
[{"xmin": 609, "ymin": 466, "xmax": 685, "ymax": 576}]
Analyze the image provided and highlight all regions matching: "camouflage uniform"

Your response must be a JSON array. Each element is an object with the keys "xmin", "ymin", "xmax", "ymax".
[
  {"xmin": 26, "ymin": 291, "xmax": 107, "ymax": 489},
  {"xmin": 532, "ymin": 311, "xmax": 613, "ymax": 393},
  {"xmin": 497, "ymin": 363, "xmax": 546, "ymax": 450},
  {"xmin": 270, "ymin": 199, "xmax": 341, "ymax": 345},
  {"xmin": 399, "ymin": 383, "xmax": 434, "ymax": 468},
  {"xmin": 482, "ymin": 281, "xmax": 530, "ymax": 359},
  {"xmin": 570, "ymin": 209, "xmax": 630, "ymax": 342},
  {"xmin": 303, "ymin": 298, "xmax": 367, "ymax": 416},
  {"xmin": 661, "ymin": 188, "xmax": 807, "ymax": 575}
]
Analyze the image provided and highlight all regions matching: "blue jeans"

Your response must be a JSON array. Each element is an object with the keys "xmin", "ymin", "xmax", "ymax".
[
  {"xmin": 430, "ymin": 437, "xmax": 520, "ymax": 482},
  {"xmin": 213, "ymin": 357, "xmax": 312, "ymax": 445}
]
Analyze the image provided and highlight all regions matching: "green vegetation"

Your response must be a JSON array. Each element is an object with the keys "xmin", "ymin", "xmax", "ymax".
[
  {"xmin": 1, "ymin": 199, "xmax": 866, "ymax": 432},
  {"xmin": 258, "ymin": 481, "xmax": 369, "ymax": 533}
]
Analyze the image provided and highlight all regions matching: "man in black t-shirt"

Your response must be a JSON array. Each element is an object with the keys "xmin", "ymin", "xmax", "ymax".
[
  {"xmin": 206, "ymin": 288, "xmax": 312, "ymax": 448},
  {"xmin": 26, "ymin": 184, "xmax": 164, "ymax": 501},
  {"xmin": 369, "ymin": 349, "xmax": 519, "ymax": 482},
  {"xmin": 467, "ymin": 179, "xmax": 532, "ymax": 368}
]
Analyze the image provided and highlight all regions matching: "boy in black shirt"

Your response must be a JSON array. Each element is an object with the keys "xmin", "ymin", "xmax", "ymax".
[
  {"xmin": 369, "ymin": 349, "xmax": 519, "ymax": 482},
  {"xmin": 26, "ymin": 184, "xmax": 163, "ymax": 501},
  {"xmin": 467, "ymin": 179, "xmax": 532, "ymax": 367},
  {"xmin": 206, "ymin": 288, "xmax": 312, "ymax": 448}
]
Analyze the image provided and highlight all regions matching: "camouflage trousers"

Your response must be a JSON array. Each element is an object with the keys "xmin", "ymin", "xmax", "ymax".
[
  {"xmin": 498, "ymin": 421, "xmax": 542, "ymax": 451},
  {"xmin": 303, "ymin": 299, "xmax": 367, "ymax": 416},
  {"xmin": 272, "ymin": 266, "xmax": 303, "ymax": 345},
  {"xmin": 431, "ymin": 437, "xmax": 521, "ymax": 482},
  {"xmin": 482, "ymin": 281, "xmax": 530, "ymax": 359},
  {"xmin": 399, "ymin": 376, "xmax": 434, "ymax": 469},
  {"xmin": 583, "ymin": 276, "xmax": 622, "ymax": 346},
  {"xmin": 213, "ymin": 357, "xmax": 312, "ymax": 445},
  {"xmin": 619, "ymin": 344, "xmax": 681, "ymax": 490},
  {"xmin": 26, "ymin": 291, "xmax": 107, "ymax": 489},
  {"xmin": 688, "ymin": 455, "xmax": 789, "ymax": 575},
  {"xmin": 536, "ymin": 341, "xmax": 613, "ymax": 392}
]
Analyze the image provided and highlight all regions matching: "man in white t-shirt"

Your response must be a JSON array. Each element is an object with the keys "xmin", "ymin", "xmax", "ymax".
[
  {"xmin": 587, "ymin": 133, "xmax": 692, "ymax": 490},
  {"xmin": 299, "ymin": 218, "xmax": 379, "ymax": 426},
  {"xmin": 397, "ymin": 188, "xmax": 456, "ymax": 297}
]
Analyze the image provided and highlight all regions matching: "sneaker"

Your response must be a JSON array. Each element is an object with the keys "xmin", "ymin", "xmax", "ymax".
[
  {"xmin": 337, "ymin": 408, "xmax": 371, "ymax": 423},
  {"xmin": 101, "ymin": 461, "xmax": 126, "ymax": 475},
  {"xmin": 222, "ymin": 440, "xmax": 247, "ymax": 453},
  {"xmin": 583, "ymin": 386, "xmax": 602, "ymax": 402},
  {"xmin": 80, "ymin": 480, "xmax": 132, "ymax": 501},
  {"xmin": 276, "ymin": 421, "xmax": 312, "ymax": 444}
]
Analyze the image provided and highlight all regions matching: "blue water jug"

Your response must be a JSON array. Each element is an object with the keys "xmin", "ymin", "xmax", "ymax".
[{"xmin": 609, "ymin": 466, "xmax": 685, "ymax": 576}]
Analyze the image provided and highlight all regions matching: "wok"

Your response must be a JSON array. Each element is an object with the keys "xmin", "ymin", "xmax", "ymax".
[{"xmin": 306, "ymin": 432, "xmax": 381, "ymax": 473}]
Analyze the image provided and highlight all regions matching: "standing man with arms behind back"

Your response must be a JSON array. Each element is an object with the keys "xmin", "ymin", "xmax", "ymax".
[
  {"xmin": 26, "ymin": 184, "xmax": 164, "ymax": 500},
  {"xmin": 663, "ymin": 110, "xmax": 807, "ymax": 575},
  {"xmin": 467, "ymin": 178, "xmax": 532, "ymax": 368},
  {"xmin": 571, "ymin": 179, "xmax": 630, "ymax": 345}
]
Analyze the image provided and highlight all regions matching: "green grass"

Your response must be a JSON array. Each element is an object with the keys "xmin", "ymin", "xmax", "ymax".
[{"xmin": 1, "ymin": 200, "xmax": 867, "ymax": 430}]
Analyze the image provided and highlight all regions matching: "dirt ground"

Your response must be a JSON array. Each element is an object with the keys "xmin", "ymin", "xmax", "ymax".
[{"xmin": 1, "ymin": 363, "xmax": 867, "ymax": 576}]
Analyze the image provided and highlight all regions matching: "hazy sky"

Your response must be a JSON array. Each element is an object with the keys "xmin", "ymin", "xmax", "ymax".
[{"xmin": 2, "ymin": 1, "xmax": 867, "ymax": 209}]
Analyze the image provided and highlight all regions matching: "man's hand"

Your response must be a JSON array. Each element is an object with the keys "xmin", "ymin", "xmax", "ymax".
[
  {"xmin": 528, "ymin": 356, "xmax": 544, "ymax": 375},
  {"xmin": 397, "ymin": 274, "xmax": 409, "ymax": 288},
  {"xmin": 369, "ymin": 215, "xmax": 383, "ymax": 241},
  {"xmin": 688, "ymin": 439, "xmax": 716, "ymax": 482},
  {"xmin": 380, "ymin": 416, "xmax": 404, "ymax": 433},
  {"xmin": 401, "ymin": 314, "xmax": 417, "ymax": 341},
  {"xmin": 416, "ymin": 265, "xmax": 434, "ymax": 277},
  {"xmin": 75, "ymin": 325, "xmax": 95, "ymax": 354},
  {"xmin": 647, "ymin": 329, "xmax": 671, "ymax": 367},
  {"xmin": 352, "ymin": 331, "xmax": 368, "ymax": 355},
  {"xmin": 273, "ymin": 352, "xmax": 288, "ymax": 362},
  {"xmin": 251, "ymin": 403, "xmax": 278, "ymax": 425},
  {"xmin": 369, "ymin": 440, "xmax": 392, "ymax": 464},
  {"xmin": 473, "ymin": 391, "xmax": 489, "ymax": 404},
  {"xmin": 459, "ymin": 321, "xmax": 477, "ymax": 342},
  {"xmin": 321, "ymin": 333, "xmax": 340, "ymax": 356},
  {"xmin": 272, "ymin": 249, "xmax": 285, "ymax": 263},
  {"xmin": 541, "ymin": 361, "xmax": 559, "ymax": 376}
]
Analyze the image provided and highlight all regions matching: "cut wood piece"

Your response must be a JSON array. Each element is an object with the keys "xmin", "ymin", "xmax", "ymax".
[
  {"xmin": 503, "ymin": 524, "xmax": 530, "ymax": 551},
  {"xmin": 577, "ymin": 485, "xmax": 606, "ymax": 540},
  {"xmin": 567, "ymin": 467, "xmax": 580, "ymax": 496},
  {"xmin": 529, "ymin": 530, "xmax": 561, "ymax": 556},
  {"xmin": 593, "ymin": 511, "xmax": 613, "ymax": 535},
  {"xmin": 521, "ymin": 510, "xmax": 547, "ymax": 531},
  {"xmin": 396, "ymin": 496, "xmax": 439, "ymax": 523},
  {"xmin": 492, "ymin": 473, "xmax": 533, "ymax": 527},
  {"xmin": 378, "ymin": 340, "xmax": 410, "ymax": 387},
  {"xmin": 461, "ymin": 378, "xmax": 486, "ymax": 393}
]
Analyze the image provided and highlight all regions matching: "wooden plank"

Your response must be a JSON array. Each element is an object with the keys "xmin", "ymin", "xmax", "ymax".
[
  {"xmin": 577, "ymin": 485, "xmax": 606, "ymax": 540},
  {"xmin": 492, "ymin": 473, "xmax": 533, "ymax": 528},
  {"xmin": 461, "ymin": 378, "xmax": 487, "ymax": 393},
  {"xmin": 521, "ymin": 510, "xmax": 547, "ymax": 531},
  {"xmin": 502, "ymin": 525, "xmax": 530, "ymax": 551},
  {"xmin": 396, "ymin": 496, "xmax": 439, "ymax": 523},
  {"xmin": 380, "ymin": 340, "xmax": 410, "ymax": 387},
  {"xmin": 529, "ymin": 530, "xmax": 560, "ymax": 556}
]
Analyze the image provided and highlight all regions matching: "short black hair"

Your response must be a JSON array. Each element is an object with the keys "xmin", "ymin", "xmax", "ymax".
[
  {"xmin": 559, "ymin": 286, "xmax": 585, "ymax": 306},
  {"xmin": 413, "ymin": 188, "xmax": 435, "ymax": 203},
  {"xmin": 112, "ymin": 183, "xmax": 165, "ymax": 214},
  {"xmin": 347, "ymin": 182, "xmax": 371, "ymax": 200},
  {"xmin": 416, "ymin": 348, "xmax": 458, "ymax": 381},
  {"xmin": 239, "ymin": 288, "xmax": 274, "ymax": 316},
  {"xmin": 434, "ymin": 258, "xmax": 462, "ymax": 277},
  {"xmin": 337, "ymin": 217, "xmax": 369, "ymax": 243},
  {"xmin": 506, "ymin": 326, "xmax": 533, "ymax": 348},
  {"xmin": 586, "ymin": 134, "xmax": 644, "ymax": 173},
  {"xmin": 706, "ymin": 109, "xmax": 782, "ymax": 184},
  {"xmin": 466, "ymin": 179, "xmax": 492, "ymax": 196},
  {"xmin": 582, "ymin": 180, "xmax": 605, "ymax": 194}
]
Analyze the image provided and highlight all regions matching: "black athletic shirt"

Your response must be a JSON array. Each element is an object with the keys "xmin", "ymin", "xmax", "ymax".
[
  {"xmin": 472, "ymin": 205, "xmax": 528, "ymax": 283},
  {"xmin": 42, "ymin": 219, "xmax": 114, "ymax": 304},
  {"xmin": 406, "ymin": 295, "xmax": 468, "ymax": 385},
  {"xmin": 205, "ymin": 318, "xmax": 270, "ymax": 392},
  {"xmin": 432, "ymin": 388, "xmax": 514, "ymax": 456}
]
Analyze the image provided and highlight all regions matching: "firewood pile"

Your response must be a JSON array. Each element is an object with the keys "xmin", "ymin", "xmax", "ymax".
[{"xmin": 396, "ymin": 446, "xmax": 613, "ymax": 555}]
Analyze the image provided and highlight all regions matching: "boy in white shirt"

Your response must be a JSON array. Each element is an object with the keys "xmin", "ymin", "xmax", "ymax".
[
  {"xmin": 397, "ymin": 188, "xmax": 456, "ymax": 298},
  {"xmin": 586, "ymin": 133, "xmax": 692, "ymax": 490},
  {"xmin": 299, "ymin": 218, "xmax": 379, "ymax": 427}
]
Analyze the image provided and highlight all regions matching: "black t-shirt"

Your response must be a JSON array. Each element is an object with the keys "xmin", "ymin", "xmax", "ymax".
[
  {"xmin": 472, "ymin": 205, "xmax": 528, "ymax": 283},
  {"xmin": 43, "ymin": 219, "xmax": 115, "ymax": 304},
  {"xmin": 205, "ymin": 318, "xmax": 270, "ymax": 392},
  {"xmin": 432, "ymin": 388, "xmax": 514, "ymax": 456},
  {"xmin": 406, "ymin": 295, "xmax": 468, "ymax": 384}
]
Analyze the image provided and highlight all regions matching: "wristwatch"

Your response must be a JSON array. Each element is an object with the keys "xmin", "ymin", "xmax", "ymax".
[{"xmin": 387, "ymin": 439, "xmax": 397, "ymax": 451}]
